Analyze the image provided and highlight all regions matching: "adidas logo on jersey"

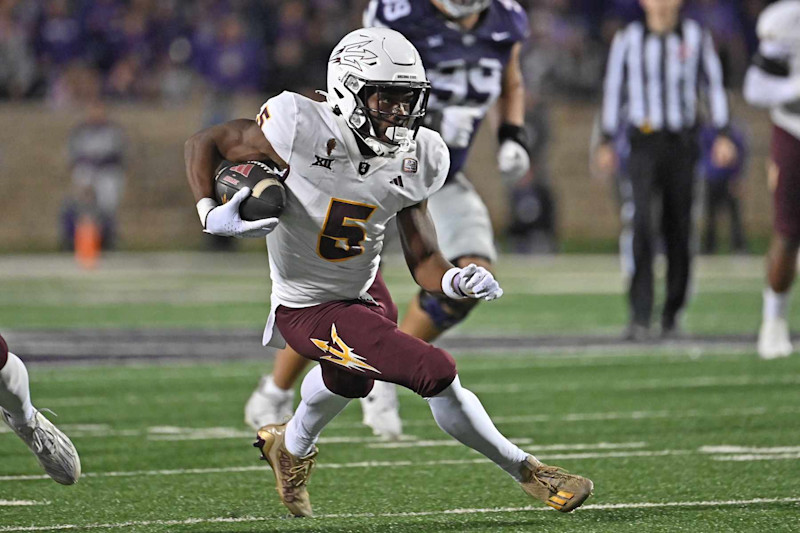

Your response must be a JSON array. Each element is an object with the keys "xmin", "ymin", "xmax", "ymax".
[{"xmin": 390, "ymin": 176, "xmax": 404, "ymax": 188}]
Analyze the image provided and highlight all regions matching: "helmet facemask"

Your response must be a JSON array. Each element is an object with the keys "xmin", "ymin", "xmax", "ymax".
[
  {"xmin": 433, "ymin": 0, "xmax": 491, "ymax": 19},
  {"xmin": 344, "ymin": 75, "xmax": 431, "ymax": 156}
]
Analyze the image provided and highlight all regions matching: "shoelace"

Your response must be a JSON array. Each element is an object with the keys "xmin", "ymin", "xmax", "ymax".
[
  {"xmin": 24, "ymin": 410, "xmax": 59, "ymax": 456},
  {"xmin": 286, "ymin": 456, "xmax": 317, "ymax": 487},
  {"xmin": 532, "ymin": 465, "xmax": 569, "ymax": 493}
]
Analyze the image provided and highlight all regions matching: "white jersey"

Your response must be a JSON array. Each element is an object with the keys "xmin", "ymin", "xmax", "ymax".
[
  {"xmin": 258, "ymin": 91, "xmax": 449, "ymax": 314},
  {"xmin": 757, "ymin": 0, "xmax": 800, "ymax": 138}
]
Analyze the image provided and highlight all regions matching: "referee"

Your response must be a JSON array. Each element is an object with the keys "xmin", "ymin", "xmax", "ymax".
[{"xmin": 593, "ymin": 0, "xmax": 738, "ymax": 340}]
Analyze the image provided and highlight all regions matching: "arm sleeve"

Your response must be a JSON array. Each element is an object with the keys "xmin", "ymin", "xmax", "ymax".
[
  {"xmin": 700, "ymin": 30, "xmax": 730, "ymax": 130},
  {"xmin": 744, "ymin": 65, "xmax": 800, "ymax": 108},
  {"xmin": 743, "ymin": 39, "xmax": 800, "ymax": 108},
  {"xmin": 257, "ymin": 91, "xmax": 298, "ymax": 164},
  {"xmin": 601, "ymin": 30, "xmax": 628, "ymax": 139}
]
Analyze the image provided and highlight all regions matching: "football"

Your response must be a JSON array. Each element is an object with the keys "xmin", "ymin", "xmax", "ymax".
[{"xmin": 214, "ymin": 160, "xmax": 286, "ymax": 221}]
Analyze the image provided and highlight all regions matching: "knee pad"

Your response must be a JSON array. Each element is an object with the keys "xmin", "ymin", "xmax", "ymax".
[
  {"xmin": 418, "ymin": 289, "xmax": 480, "ymax": 331},
  {"xmin": 320, "ymin": 364, "xmax": 374, "ymax": 398}
]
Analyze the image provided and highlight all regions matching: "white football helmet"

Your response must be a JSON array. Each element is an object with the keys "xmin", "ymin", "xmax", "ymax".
[
  {"xmin": 432, "ymin": 0, "xmax": 491, "ymax": 19},
  {"xmin": 326, "ymin": 27, "xmax": 430, "ymax": 156},
  {"xmin": 757, "ymin": 0, "xmax": 800, "ymax": 48}
]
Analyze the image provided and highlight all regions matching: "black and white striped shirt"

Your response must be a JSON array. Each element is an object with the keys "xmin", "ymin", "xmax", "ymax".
[{"xmin": 601, "ymin": 19, "xmax": 729, "ymax": 139}]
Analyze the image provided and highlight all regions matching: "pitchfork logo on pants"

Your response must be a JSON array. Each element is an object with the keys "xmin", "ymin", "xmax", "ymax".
[{"xmin": 311, "ymin": 323, "xmax": 381, "ymax": 373}]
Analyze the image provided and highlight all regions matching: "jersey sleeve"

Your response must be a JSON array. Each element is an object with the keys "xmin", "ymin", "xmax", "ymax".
[
  {"xmin": 498, "ymin": 0, "xmax": 530, "ymax": 43},
  {"xmin": 256, "ymin": 91, "xmax": 298, "ymax": 164},
  {"xmin": 423, "ymin": 129, "xmax": 450, "ymax": 199}
]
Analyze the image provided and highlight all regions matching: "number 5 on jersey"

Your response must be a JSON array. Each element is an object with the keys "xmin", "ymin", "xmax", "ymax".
[{"xmin": 317, "ymin": 199, "xmax": 377, "ymax": 261}]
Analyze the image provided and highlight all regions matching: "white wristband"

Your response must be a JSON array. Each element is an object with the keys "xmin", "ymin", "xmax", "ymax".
[
  {"xmin": 442, "ymin": 267, "xmax": 467, "ymax": 299},
  {"xmin": 196, "ymin": 197, "xmax": 218, "ymax": 228}
]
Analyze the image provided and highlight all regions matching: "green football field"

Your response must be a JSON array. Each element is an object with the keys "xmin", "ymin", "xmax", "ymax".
[{"xmin": 0, "ymin": 253, "xmax": 799, "ymax": 532}]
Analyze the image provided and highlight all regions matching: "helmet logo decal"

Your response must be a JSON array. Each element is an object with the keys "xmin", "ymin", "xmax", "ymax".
[
  {"xmin": 330, "ymin": 39, "xmax": 378, "ymax": 71},
  {"xmin": 326, "ymin": 138, "xmax": 337, "ymax": 156}
]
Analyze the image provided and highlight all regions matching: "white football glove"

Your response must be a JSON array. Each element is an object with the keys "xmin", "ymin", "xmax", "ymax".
[
  {"xmin": 204, "ymin": 187, "xmax": 279, "ymax": 238},
  {"xmin": 497, "ymin": 139, "xmax": 531, "ymax": 184},
  {"xmin": 444, "ymin": 264, "xmax": 503, "ymax": 301}
]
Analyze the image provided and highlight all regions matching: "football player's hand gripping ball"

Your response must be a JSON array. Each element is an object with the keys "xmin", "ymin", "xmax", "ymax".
[{"xmin": 204, "ymin": 187, "xmax": 279, "ymax": 238}]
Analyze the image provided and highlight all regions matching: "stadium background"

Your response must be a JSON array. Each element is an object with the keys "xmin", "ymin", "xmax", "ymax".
[
  {"xmin": 2, "ymin": 2, "xmax": 799, "ymax": 532},
  {"xmin": 0, "ymin": 0, "xmax": 778, "ymax": 251}
]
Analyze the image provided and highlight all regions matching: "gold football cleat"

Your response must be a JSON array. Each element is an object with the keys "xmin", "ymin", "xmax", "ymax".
[
  {"xmin": 254, "ymin": 422, "xmax": 317, "ymax": 517},
  {"xmin": 519, "ymin": 456, "xmax": 593, "ymax": 512}
]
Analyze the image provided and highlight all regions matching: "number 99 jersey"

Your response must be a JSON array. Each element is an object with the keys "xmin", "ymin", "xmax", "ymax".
[
  {"xmin": 257, "ymin": 91, "xmax": 449, "ymax": 311},
  {"xmin": 364, "ymin": 0, "xmax": 529, "ymax": 177}
]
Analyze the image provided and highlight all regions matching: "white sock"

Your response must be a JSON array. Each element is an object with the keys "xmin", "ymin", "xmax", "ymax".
[
  {"xmin": 763, "ymin": 288, "xmax": 790, "ymax": 321},
  {"xmin": 263, "ymin": 374, "xmax": 293, "ymax": 397},
  {"xmin": 427, "ymin": 376, "xmax": 529, "ymax": 481},
  {"xmin": 284, "ymin": 365, "xmax": 351, "ymax": 457},
  {"xmin": 0, "ymin": 352, "xmax": 35, "ymax": 425}
]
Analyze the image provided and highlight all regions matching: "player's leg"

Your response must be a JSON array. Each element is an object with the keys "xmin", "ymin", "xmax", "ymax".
[
  {"xmin": 427, "ymin": 376, "xmax": 593, "ymax": 512},
  {"xmin": 244, "ymin": 345, "xmax": 309, "ymax": 430},
  {"xmin": 625, "ymin": 141, "xmax": 658, "ymax": 338},
  {"xmin": 281, "ymin": 287, "xmax": 592, "ymax": 512},
  {"xmin": 759, "ymin": 127, "xmax": 800, "ymax": 359},
  {"xmin": 660, "ymin": 142, "xmax": 695, "ymax": 337},
  {"xmin": 759, "ymin": 235, "xmax": 799, "ymax": 358},
  {"xmin": 254, "ymin": 363, "xmax": 353, "ymax": 517},
  {"xmin": 0, "ymin": 334, "xmax": 80, "ymax": 485},
  {"xmin": 363, "ymin": 174, "xmax": 497, "ymax": 437}
]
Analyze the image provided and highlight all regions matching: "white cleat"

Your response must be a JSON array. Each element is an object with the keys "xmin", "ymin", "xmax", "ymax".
[
  {"xmin": 360, "ymin": 380, "xmax": 402, "ymax": 440},
  {"xmin": 244, "ymin": 374, "xmax": 294, "ymax": 431},
  {"xmin": 758, "ymin": 319, "xmax": 793, "ymax": 359},
  {"xmin": 2, "ymin": 409, "xmax": 81, "ymax": 485}
]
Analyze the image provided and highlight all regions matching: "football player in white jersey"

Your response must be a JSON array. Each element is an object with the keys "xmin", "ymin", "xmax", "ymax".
[
  {"xmin": 244, "ymin": 0, "xmax": 531, "ymax": 440},
  {"xmin": 744, "ymin": 0, "xmax": 800, "ymax": 359},
  {"xmin": 0, "ymin": 333, "xmax": 81, "ymax": 485},
  {"xmin": 185, "ymin": 27, "xmax": 592, "ymax": 517}
]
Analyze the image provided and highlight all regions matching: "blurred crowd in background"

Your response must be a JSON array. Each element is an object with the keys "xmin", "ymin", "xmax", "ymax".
[
  {"xmin": 0, "ymin": 0, "xmax": 772, "ymax": 105},
  {"xmin": 0, "ymin": 0, "xmax": 775, "ymax": 255}
]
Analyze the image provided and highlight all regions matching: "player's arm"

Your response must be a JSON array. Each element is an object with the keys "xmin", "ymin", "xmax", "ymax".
[
  {"xmin": 496, "ymin": 43, "xmax": 530, "ymax": 182},
  {"xmin": 184, "ymin": 119, "xmax": 286, "ymax": 237},
  {"xmin": 397, "ymin": 201, "xmax": 503, "ymax": 301},
  {"xmin": 744, "ymin": 42, "xmax": 800, "ymax": 108},
  {"xmin": 185, "ymin": 119, "xmax": 286, "ymax": 201},
  {"xmin": 498, "ymin": 43, "xmax": 526, "ymax": 127}
]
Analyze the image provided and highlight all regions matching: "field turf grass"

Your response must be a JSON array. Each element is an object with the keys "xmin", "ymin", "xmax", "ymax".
[{"xmin": 0, "ymin": 253, "xmax": 798, "ymax": 531}]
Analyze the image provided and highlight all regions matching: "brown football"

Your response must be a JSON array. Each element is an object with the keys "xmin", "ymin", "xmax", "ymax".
[{"xmin": 214, "ymin": 160, "xmax": 286, "ymax": 221}]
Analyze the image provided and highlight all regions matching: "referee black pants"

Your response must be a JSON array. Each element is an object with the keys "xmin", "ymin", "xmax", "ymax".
[{"xmin": 626, "ymin": 131, "xmax": 697, "ymax": 329}]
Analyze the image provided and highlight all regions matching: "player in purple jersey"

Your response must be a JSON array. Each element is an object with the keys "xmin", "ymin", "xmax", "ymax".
[{"xmin": 245, "ymin": 0, "xmax": 532, "ymax": 440}]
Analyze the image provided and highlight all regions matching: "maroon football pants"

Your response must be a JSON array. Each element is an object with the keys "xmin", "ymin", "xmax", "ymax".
[{"xmin": 275, "ymin": 272, "xmax": 457, "ymax": 398}]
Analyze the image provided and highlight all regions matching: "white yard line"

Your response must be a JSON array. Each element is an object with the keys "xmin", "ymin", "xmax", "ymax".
[
  {"xmin": 0, "ymin": 500, "xmax": 49, "ymax": 507},
  {"xmin": 700, "ymin": 445, "xmax": 800, "ymax": 454},
  {"xmin": 3, "ymin": 406, "xmax": 794, "ymax": 438},
  {"xmin": 712, "ymin": 453, "xmax": 800, "ymax": 461},
  {"xmin": 0, "ymin": 449, "xmax": 691, "ymax": 482},
  {"xmin": 3, "ymin": 443, "xmax": 790, "ymax": 483},
  {"xmin": 468, "ymin": 374, "xmax": 800, "ymax": 393},
  {"xmin": 0, "ymin": 497, "xmax": 798, "ymax": 531}
]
